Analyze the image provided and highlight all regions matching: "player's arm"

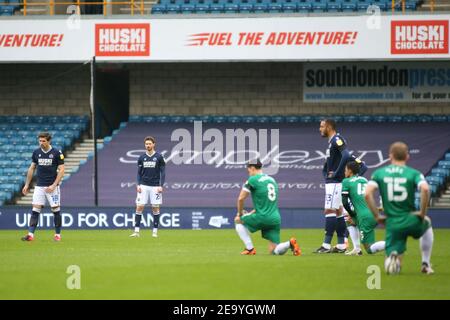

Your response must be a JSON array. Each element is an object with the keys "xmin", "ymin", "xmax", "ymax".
[
  {"xmin": 22, "ymin": 162, "xmax": 36, "ymax": 195},
  {"xmin": 341, "ymin": 192, "xmax": 355, "ymax": 218},
  {"xmin": 237, "ymin": 189, "xmax": 250, "ymax": 217},
  {"xmin": 157, "ymin": 156, "xmax": 166, "ymax": 193},
  {"xmin": 136, "ymin": 157, "xmax": 143, "ymax": 193},
  {"xmin": 46, "ymin": 164, "xmax": 65, "ymax": 193},
  {"xmin": 358, "ymin": 160, "xmax": 368, "ymax": 176},
  {"xmin": 417, "ymin": 174, "xmax": 430, "ymax": 220},
  {"xmin": 332, "ymin": 149, "xmax": 350, "ymax": 178},
  {"xmin": 364, "ymin": 182, "xmax": 384, "ymax": 224}
]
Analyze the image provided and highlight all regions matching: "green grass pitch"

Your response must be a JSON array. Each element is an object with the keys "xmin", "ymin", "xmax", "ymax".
[{"xmin": 0, "ymin": 229, "xmax": 449, "ymax": 300}]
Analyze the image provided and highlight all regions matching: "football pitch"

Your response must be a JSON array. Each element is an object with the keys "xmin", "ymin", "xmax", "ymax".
[{"xmin": 1, "ymin": 229, "xmax": 449, "ymax": 300}]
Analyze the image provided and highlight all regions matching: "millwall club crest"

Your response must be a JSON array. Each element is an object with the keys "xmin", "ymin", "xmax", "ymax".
[{"xmin": 49, "ymin": 154, "xmax": 54, "ymax": 159}]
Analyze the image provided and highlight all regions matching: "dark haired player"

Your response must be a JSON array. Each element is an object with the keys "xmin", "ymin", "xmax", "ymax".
[
  {"xmin": 21, "ymin": 132, "xmax": 65, "ymax": 242},
  {"xmin": 314, "ymin": 119, "xmax": 350, "ymax": 253},
  {"xmin": 341, "ymin": 161, "xmax": 385, "ymax": 256},
  {"xmin": 130, "ymin": 136, "xmax": 166, "ymax": 238},
  {"xmin": 234, "ymin": 159, "xmax": 301, "ymax": 256}
]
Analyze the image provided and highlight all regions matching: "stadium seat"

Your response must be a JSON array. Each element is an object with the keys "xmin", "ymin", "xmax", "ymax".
[
  {"xmin": 256, "ymin": 116, "xmax": 270, "ymax": 123},
  {"xmin": 327, "ymin": 0, "xmax": 342, "ymax": 12},
  {"xmin": 208, "ymin": 3, "xmax": 223, "ymax": 12},
  {"xmin": 297, "ymin": 1, "xmax": 312, "ymax": 12},
  {"xmin": 242, "ymin": 116, "xmax": 256, "ymax": 123},
  {"xmin": 271, "ymin": 115, "xmax": 284, "ymax": 123},
  {"xmin": 239, "ymin": 1, "xmax": 253, "ymax": 12}
]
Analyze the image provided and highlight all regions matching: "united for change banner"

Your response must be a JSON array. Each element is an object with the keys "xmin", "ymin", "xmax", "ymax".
[{"xmin": 303, "ymin": 61, "xmax": 450, "ymax": 102}]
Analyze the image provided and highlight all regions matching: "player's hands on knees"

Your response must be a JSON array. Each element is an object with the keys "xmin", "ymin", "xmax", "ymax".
[
  {"xmin": 376, "ymin": 215, "xmax": 386, "ymax": 225},
  {"xmin": 45, "ymin": 185, "xmax": 56, "ymax": 193},
  {"xmin": 156, "ymin": 187, "xmax": 163, "ymax": 193},
  {"xmin": 22, "ymin": 185, "xmax": 29, "ymax": 196},
  {"xmin": 234, "ymin": 215, "xmax": 242, "ymax": 224},
  {"xmin": 137, "ymin": 185, "xmax": 142, "ymax": 193}
]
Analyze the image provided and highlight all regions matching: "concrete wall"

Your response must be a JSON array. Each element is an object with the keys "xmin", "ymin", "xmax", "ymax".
[{"xmin": 0, "ymin": 62, "xmax": 448, "ymax": 116}]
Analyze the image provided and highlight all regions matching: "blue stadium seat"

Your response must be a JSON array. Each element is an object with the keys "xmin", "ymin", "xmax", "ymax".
[
  {"xmin": 432, "ymin": 168, "xmax": 450, "ymax": 178},
  {"xmin": 253, "ymin": 1, "xmax": 268, "ymax": 13},
  {"xmin": 283, "ymin": 116, "xmax": 297, "ymax": 123},
  {"xmin": 268, "ymin": 2, "xmax": 283, "ymax": 13},
  {"xmin": 327, "ymin": 0, "xmax": 342, "ymax": 12},
  {"xmin": 431, "ymin": 115, "xmax": 448, "ymax": 122},
  {"xmin": 417, "ymin": 114, "xmax": 432, "ymax": 123},
  {"xmin": 195, "ymin": 3, "xmax": 210, "ymax": 13},
  {"xmin": 281, "ymin": 1, "xmax": 297, "ymax": 13},
  {"xmin": 297, "ymin": 0, "xmax": 312, "ymax": 12},
  {"xmin": 403, "ymin": 115, "xmax": 418, "ymax": 123},
  {"xmin": 438, "ymin": 160, "xmax": 450, "ymax": 169},
  {"xmin": 228, "ymin": 116, "xmax": 242, "ymax": 123},
  {"xmin": 210, "ymin": 3, "xmax": 224, "ymax": 12},
  {"xmin": 426, "ymin": 176, "xmax": 444, "ymax": 185},
  {"xmin": 239, "ymin": 1, "xmax": 253, "ymax": 12},
  {"xmin": 311, "ymin": 0, "xmax": 327, "ymax": 12},
  {"xmin": 211, "ymin": 116, "xmax": 227, "ymax": 123},
  {"xmin": 256, "ymin": 116, "xmax": 270, "ymax": 123},
  {"xmin": 181, "ymin": 3, "xmax": 197, "ymax": 13},
  {"xmin": 445, "ymin": 153, "xmax": 450, "ymax": 161},
  {"xmin": 143, "ymin": 116, "xmax": 157, "ymax": 123},
  {"xmin": 171, "ymin": 116, "xmax": 186, "ymax": 123},
  {"xmin": 341, "ymin": 0, "xmax": 357, "ymax": 12},
  {"xmin": 129, "ymin": 115, "xmax": 143, "ymax": 122},
  {"xmin": 151, "ymin": 3, "xmax": 166, "ymax": 13},
  {"xmin": 242, "ymin": 116, "xmax": 256, "ymax": 123},
  {"xmin": 271, "ymin": 115, "xmax": 284, "ymax": 123},
  {"xmin": 224, "ymin": 3, "xmax": 239, "ymax": 12}
]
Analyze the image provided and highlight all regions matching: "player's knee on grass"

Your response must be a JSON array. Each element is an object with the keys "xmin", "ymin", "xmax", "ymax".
[{"xmin": 268, "ymin": 242, "xmax": 277, "ymax": 254}]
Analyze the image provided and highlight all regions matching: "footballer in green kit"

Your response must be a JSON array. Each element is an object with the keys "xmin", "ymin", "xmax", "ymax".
[
  {"xmin": 341, "ymin": 161, "xmax": 385, "ymax": 256},
  {"xmin": 234, "ymin": 159, "xmax": 301, "ymax": 256},
  {"xmin": 365, "ymin": 142, "xmax": 434, "ymax": 275}
]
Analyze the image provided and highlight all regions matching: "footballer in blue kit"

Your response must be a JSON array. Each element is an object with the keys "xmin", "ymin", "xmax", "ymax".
[
  {"xmin": 315, "ymin": 119, "xmax": 351, "ymax": 254},
  {"xmin": 21, "ymin": 132, "xmax": 65, "ymax": 242},
  {"xmin": 130, "ymin": 136, "xmax": 166, "ymax": 238}
]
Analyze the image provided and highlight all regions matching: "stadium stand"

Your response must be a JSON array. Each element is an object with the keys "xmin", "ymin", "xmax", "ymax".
[
  {"xmin": 0, "ymin": 0, "xmax": 20, "ymax": 16},
  {"xmin": 150, "ymin": 0, "xmax": 423, "ymax": 15},
  {"xmin": 0, "ymin": 115, "xmax": 89, "ymax": 206}
]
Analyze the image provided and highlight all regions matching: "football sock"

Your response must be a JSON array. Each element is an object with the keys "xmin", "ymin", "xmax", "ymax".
[
  {"xmin": 134, "ymin": 213, "xmax": 142, "ymax": 233},
  {"xmin": 347, "ymin": 225, "xmax": 360, "ymax": 251},
  {"xmin": 53, "ymin": 211, "xmax": 62, "ymax": 234},
  {"xmin": 273, "ymin": 241, "xmax": 291, "ymax": 255},
  {"xmin": 368, "ymin": 241, "xmax": 385, "ymax": 254},
  {"xmin": 420, "ymin": 227, "xmax": 434, "ymax": 265},
  {"xmin": 235, "ymin": 223, "xmax": 253, "ymax": 250},
  {"xmin": 322, "ymin": 214, "xmax": 336, "ymax": 249},
  {"xmin": 336, "ymin": 216, "xmax": 346, "ymax": 249},
  {"xmin": 28, "ymin": 211, "xmax": 40, "ymax": 234},
  {"xmin": 153, "ymin": 213, "xmax": 160, "ymax": 229}
]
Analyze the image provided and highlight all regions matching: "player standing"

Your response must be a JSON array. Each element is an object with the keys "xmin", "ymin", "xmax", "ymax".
[
  {"xmin": 365, "ymin": 142, "xmax": 434, "ymax": 274},
  {"xmin": 314, "ymin": 119, "xmax": 350, "ymax": 253},
  {"xmin": 235, "ymin": 159, "xmax": 301, "ymax": 256},
  {"xmin": 130, "ymin": 136, "xmax": 166, "ymax": 238},
  {"xmin": 341, "ymin": 161, "xmax": 385, "ymax": 256},
  {"xmin": 21, "ymin": 132, "xmax": 65, "ymax": 241}
]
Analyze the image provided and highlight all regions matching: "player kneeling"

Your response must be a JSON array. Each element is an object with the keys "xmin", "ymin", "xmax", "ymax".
[
  {"xmin": 234, "ymin": 159, "xmax": 301, "ymax": 256},
  {"xmin": 341, "ymin": 161, "xmax": 385, "ymax": 256}
]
